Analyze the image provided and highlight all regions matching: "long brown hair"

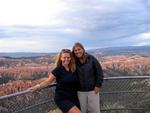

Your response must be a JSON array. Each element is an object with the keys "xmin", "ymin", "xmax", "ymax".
[
  {"xmin": 55, "ymin": 49, "xmax": 76, "ymax": 72},
  {"xmin": 72, "ymin": 42, "xmax": 86, "ymax": 61}
]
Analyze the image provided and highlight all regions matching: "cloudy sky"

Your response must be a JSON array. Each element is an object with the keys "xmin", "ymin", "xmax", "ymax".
[{"xmin": 0, "ymin": 0, "xmax": 150, "ymax": 52}]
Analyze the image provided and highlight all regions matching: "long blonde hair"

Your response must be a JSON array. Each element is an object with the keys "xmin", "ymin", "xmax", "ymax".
[{"xmin": 55, "ymin": 49, "xmax": 76, "ymax": 72}]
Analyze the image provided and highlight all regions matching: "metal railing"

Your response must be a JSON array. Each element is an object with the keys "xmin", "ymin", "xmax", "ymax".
[{"xmin": 0, "ymin": 76, "xmax": 150, "ymax": 113}]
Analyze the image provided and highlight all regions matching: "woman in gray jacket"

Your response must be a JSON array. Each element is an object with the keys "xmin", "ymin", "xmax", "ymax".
[{"xmin": 72, "ymin": 42, "xmax": 103, "ymax": 113}]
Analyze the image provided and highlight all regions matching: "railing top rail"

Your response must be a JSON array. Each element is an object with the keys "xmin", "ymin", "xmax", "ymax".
[
  {"xmin": 104, "ymin": 76, "xmax": 150, "ymax": 80},
  {"xmin": 1, "ymin": 76, "xmax": 150, "ymax": 100},
  {"xmin": 0, "ymin": 90, "xmax": 29, "ymax": 100},
  {"xmin": 0, "ymin": 83, "xmax": 56, "ymax": 100}
]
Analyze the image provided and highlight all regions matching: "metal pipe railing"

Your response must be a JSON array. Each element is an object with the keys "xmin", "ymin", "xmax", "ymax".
[
  {"xmin": 1, "ymin": 76, "xmax": 150, "ymax": 113},
  {"xmin": 1, "ymin": 76, "xmax": 150, "ymax": 100},
  {"xmin": 0, "ymin": 83, "xmax": 56, "ymax": 100}
]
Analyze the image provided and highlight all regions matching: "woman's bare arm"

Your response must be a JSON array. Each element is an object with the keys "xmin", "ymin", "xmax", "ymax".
[{"xmin": 28, "ymin": 72, "xmax": 56, "ymax": 92}]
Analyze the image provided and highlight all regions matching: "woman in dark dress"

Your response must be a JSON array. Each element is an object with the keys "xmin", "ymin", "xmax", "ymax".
[{"xmin": 28, "ymin": 49, "xmax": 81, "ymax": 113}]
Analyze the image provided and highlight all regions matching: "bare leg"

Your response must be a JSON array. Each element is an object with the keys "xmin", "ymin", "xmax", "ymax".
[{"xmin": 68, "ymin": 106, "xmax": 82, "ymax": 113}]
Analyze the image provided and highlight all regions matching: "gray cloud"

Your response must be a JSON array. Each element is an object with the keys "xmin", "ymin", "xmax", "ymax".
[{"xmin": 0, "ymin": 0, "xmax": 149, "ymax": 52}]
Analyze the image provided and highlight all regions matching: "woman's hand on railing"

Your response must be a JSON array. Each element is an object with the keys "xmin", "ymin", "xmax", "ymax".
[
  {"xmin": 94, "ymin": 86, "xmax": 100, "ymax": 94},
  {"xmin": 28, "ymin": 84, "xmax": 41, "ymax": 92}
]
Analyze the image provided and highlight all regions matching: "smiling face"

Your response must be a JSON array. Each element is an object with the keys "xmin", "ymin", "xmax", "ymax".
[
  {"xmin": 55, "ymin": 49, "xmax": 76, "ymax": 72},
  {"xmin": 60, "ymin": 52, "xmax": 71, "ymax": 66},
  {"xmin": 74, "ymin": 46, "xmax": 84, "ymax": 58}
]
